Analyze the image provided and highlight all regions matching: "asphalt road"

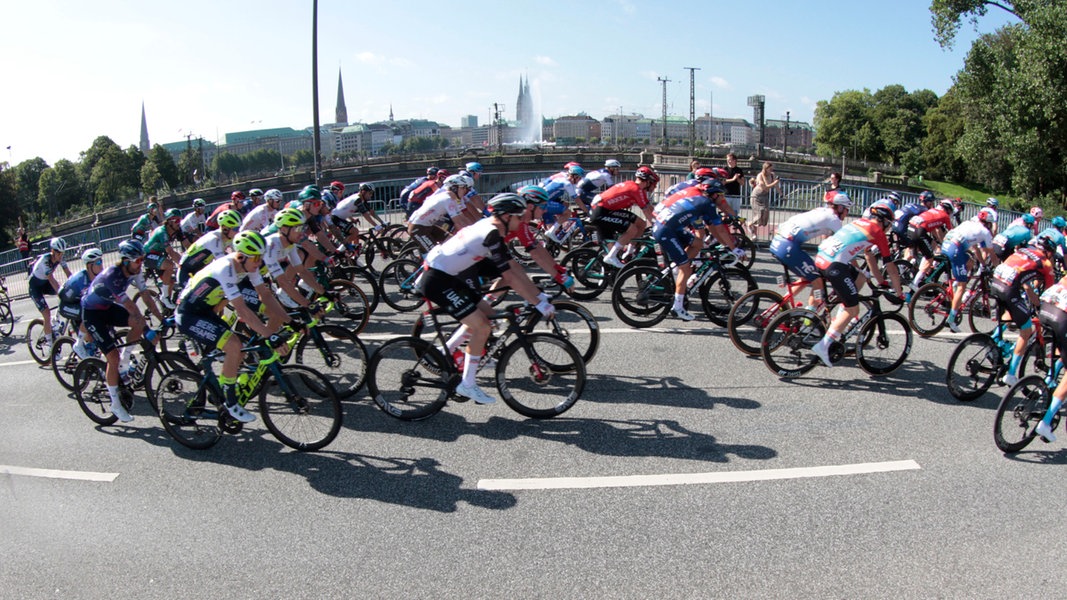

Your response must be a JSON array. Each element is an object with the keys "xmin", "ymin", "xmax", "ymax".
[{"xmin": 2, "ymin": 253, "xmax": 1066, "ymax": 599}]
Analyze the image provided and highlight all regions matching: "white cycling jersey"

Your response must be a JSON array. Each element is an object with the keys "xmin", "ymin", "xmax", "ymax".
[
  {"xmin": 180, "ymin": 211, "xmax": 206, "ymax": 237},
  {"xmin": 409, "ymin": 188, "xmax": 465, "ymax": 227},
  {"xmin": 775, "ymin": 206, "xmax": 843, "ymax": 244},
  {"xmin": 423, "ymin": 218, "xmax": 509, "ymax": 276},
  {"xmin": 29, "ymin": 254, "xmax": 67, "ymax": 281},
  {"xmin": 331, "ymin": 195, "xmax": 365, "ymax": 221},
  {"xmin": 241, "ymin": 204, "xmax": 278, "ymax": 233},
  {"xmin": 262, "ymin": 232, "xmax": 302, "ymax": 280},
  {"xmin": 943, "ymin": 220, "xmax": 993, "ymax": 249}
]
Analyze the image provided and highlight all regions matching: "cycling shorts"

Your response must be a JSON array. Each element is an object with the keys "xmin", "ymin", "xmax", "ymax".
[
  {"xmin": 82, "ymin": 304, "xmax": 129, "ymax": 355},
  {"xmin": 1039, "ymin": 303, "xmax": 1067, "ymax": 364},
  {"xmin": 543, "ymin": 201, "xmax": 567, "ymax": 224},
  {"xmin": 58, "ymin": 301, "xmax": 83, "ymax": 323},
  {"xmin": 653, "ymin": 226, "xmax": 694, "ymax": 267},
  {"xmin": 821, "ymin": 261, "xmax": 861, "ymax": 308},
  {"xmin": 590, "ymin": 207, "xmax": 636, "ymax": 241},
  {"xmin": 330, "ymin": 215, "xmax": 356, "ymax": 237},
  {"xmin": 175, "ymin": 309, "xmax": 234, "ymax": 353},
  {"xmin": 941, "ymin": 242, "xmax": 972, "ymax": 283},
  {"xmin": 418, "ymin": 267, "xmax": 480, "ymax": 320},
  {"xmin": 409, "ymin": 224, "xmax": 448, "ymax": 253},
  {"xmin": 28, "ymin": 277, "xmax": 56, "ymax": 311},
  {"xmin": 992, "ymin": 273, "xmax": 1039, "ymax": 327},
  {"xmin": 769, "ymin": 236, "xmax": 820, "ymax": 282}
]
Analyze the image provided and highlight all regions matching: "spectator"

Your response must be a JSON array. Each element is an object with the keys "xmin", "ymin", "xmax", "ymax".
[
  {"xmin": 16, "ymin": 225, "xmax": 31, "ymax": 272},
  {"xmin": 748, "ymin": 161, "xmax": 780, "ymax": 239},
  {"xmin": 686, "ymin": 158, "xmax": 702, "ymax": 179},
  {"xmin": 824, "ymin": 172, "xmax": 842, "ymax": 201},
  {"xmin": 723, "ymin": 153, "xmax": 745, "ymax": 216}
]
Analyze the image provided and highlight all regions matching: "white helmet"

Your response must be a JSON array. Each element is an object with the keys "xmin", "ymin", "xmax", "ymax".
[
  {"xmin": 50, "ymin": 237, "xmax": 68, "ymax": 252},
  {"xmin": 605, "ymin": 159, "xmax": 622, "ymax": 168},
  {"xmin": 830, "ymin": 192, "xmax": 853, "ymax": 208},
  {"xmin": 81, "ymin": 247, "xmax": 103, "ymax": 263},
  {"xmin": 264, "ymin": 188, "xmax": 284, "ymax": 203},
  {"xmin": 444, "ymin": 174, "xmax": 474, "ymax": 189}
]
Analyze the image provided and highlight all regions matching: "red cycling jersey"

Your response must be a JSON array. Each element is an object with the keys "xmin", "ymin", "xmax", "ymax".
[
  {"xmin": 993, "ymin": 246, "xmax": 1055, "ymax": 289},
  {"xmin": 592, "ymin": 181, "xmax": 649, "ymax": 211},
  {"xmin": 908, "ymin": 207, "xmax": 952, "ymax": 233}
]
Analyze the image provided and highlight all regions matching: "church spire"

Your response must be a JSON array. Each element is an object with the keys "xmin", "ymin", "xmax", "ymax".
[
  {"xmin": 335, "ymin": 67, "xmax": 348, "ymax": 125},
  {"xmin": 139, "ymin": 101, "xmax": 150, "ymax": 153}
]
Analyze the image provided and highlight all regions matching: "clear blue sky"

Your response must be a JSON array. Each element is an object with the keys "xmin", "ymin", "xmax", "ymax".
[{"xmin": 0, "ymin": 0, "xmax": 1018, "ymax": 166}]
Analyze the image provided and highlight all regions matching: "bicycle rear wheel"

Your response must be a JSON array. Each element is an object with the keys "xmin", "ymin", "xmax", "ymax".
[
  {"xmin": 379, "ymin": 258, "xmax": 426, "ymax": 312},
  {"xmin": 157, "ymin": 368, "xmax": 222, "ymax": 450},
  {"xmin": 326, "ymin": 279, "xmax": 370, "ymax": 333},
  {"xmin": 294, "ymin": 324, "xmax": 369, "ymax": 401},
  {"xmin": 336, "ymin": 265, "xmax": 381, "ymax": 315},
  {"xmin": 761, "ymin": 308, "xmax": 826, "ymax": 378},
  {"xmin": 143, "ymin": 351, "xmax": 197, "ymax": 413},
  {"xmin": 496, "ymin": 333, "xmax": 585, "ymax": 419},
  {"xmin": 699, "ymin": 267, "xmax": 758, "ymax": 326},
  {"xmin": 966, "ymin": 287, "xmax": 997, "ymax": 335},
  {"xmin": 367, "ymin": 336, "xmax": 453, "ymax": 420},
  {"xmin": 610, "ymin": 265, "xmax": 672, "ymax": 328},
  {"xmin": 73, "ymin": 358, "xmax": 124, "ymax": 426},
  {"xmin": 0, "ymin": 301, "xmax": 14, "ymax": 337},
  {"xmin": 559, "ymin": 247, "xmax": 611, "ymax": 301},
  {"xmin": 994, "ymin": 375, "xmax": 1053, "ymax": 453},
  {"xmin": 945, "ymin": 333, "xmax": 1001, "ymax": 401},
  {"xmin": 51, "ymin": 336, "xmax": 80, "ymax": 391},
  {"xmin": 259, "ymin": 364, "xmax": 342, "ymax": 452},
  {"xmin": 855, "ymin": 313, "xmax": 912, "ymax": 376},
  {"xmin": 727, "ymin": 289, "xmax": 786, "ymax": 356},
  {"xmin": 908, "ymin": 282, "xmax": 951, "ymax": 337},
  {"xmin": 523, "ymin": 300, "xmax": 600, "ymax": 365},
  {"xmin": 25, "ymin": 318, "xmax": 50, "ymax": 365}
]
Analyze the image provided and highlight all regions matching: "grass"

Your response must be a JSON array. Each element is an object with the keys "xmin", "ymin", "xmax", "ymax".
[{"xmin": 921, "ymin": 179, "xmax": 1018, "ymax": 206}]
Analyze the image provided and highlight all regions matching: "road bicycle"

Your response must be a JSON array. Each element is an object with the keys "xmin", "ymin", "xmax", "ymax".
[
  {"xmin": 284, "ymin": 301, "xmax": 369, "ymax": 401},
  {"xmin": 156, "ymin": 333, "xmax": 342, "ymax": 451},
  {"xmin": 558, "ymin": 234, "xmax": 659, "ymax": 301},
  {"xmin": 946, "ymin": 316, "xmax": 1053, "ymax": 402},
  {"xmin": 761, "ymin": 287, "xmax": 911, "ymax": 378},
  {"xmin": 25, "ymin": 309, "xmax": 77, "ymax": 365},
  {"xmin": 727, "ymin": 266, "xmax": 839, "ymax": 357},
  {"xmin": 993, "ymin": 343, "xmax": 1066, "ymax": 453},
  {"xmin": 907, "ymin": 262, "xmax": 994, "ymax": 337},
  {"xmin": 0, "ymin": 276, "xmax": 13, "ymax": 337},
  {"xmin": 367, "ymin": 302, "xmax": 586, "ymax": 421}
]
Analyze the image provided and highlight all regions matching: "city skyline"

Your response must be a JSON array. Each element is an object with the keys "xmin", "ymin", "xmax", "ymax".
[{"xmin": 1, "ymin": 0, "xmax": 1017, "ymax": 166}]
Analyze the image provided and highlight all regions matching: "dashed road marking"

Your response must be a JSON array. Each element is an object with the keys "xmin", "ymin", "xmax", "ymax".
[{"xmin": 1, "ymin": 465, "xmax": 120, "ymax": 482}]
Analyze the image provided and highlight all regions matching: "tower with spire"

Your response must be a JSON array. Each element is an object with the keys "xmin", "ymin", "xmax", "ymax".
[
  {"xmin": 516, "ymin": 76, "xmax": 533, "ymax": 129},
  {"xmin": 139, "ymin": 102, "xmax": 150, "ymax": 153},
  {"xmin": 335, "ymin": 67, "xmax": 348, "ymax": 125}
]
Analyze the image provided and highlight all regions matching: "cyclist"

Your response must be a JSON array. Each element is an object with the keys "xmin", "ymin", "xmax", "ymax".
[
  {"xmin": 991, "ymin": 214, "xmax": 1035, "ymax": 262},
  {"xmin": 321, "ymin": 182, "xmax": 344, "ymax": 210},
  {"xmin": 28, "ymin": 237, "xmax": 73, "ymax": 349},
  {"xmin": 664, "ymin": 167, "xmax": 743, "ymax": 254},
  {"xmin": 240, "ymin": 188, "xmax": 264, "ymax": 215},
  {"xmin": 179, "ymin": 198, "xmax": 208, "ymax": 244},
  {"xmin": 906, "ymin": 198, "xmax": 956, "ymax": 292},
  {"xmin": 405, "ymin": 168, "xmax": 448, "ymax": 220},
  {"xmin": 263, "ymin": 208, "xmax": 329, "ymax": 310},
  {"xmin": 333, "ymin": 182, "xmax": 387, "ymax": 236},
  {"xmin": 811, "ymin": 203, "xmax": 903, "ymax": 367},
  {"xmin": 540, "ymin": 165, "xmax": 584, "ymax": 243},
  {"xmin": 575, "ymin": 159, "xmax": 622, "ymax": 215},
  {"xmin": 238, "ymin": 188, "xmax": 282, "ymax": 233},
  {"xmin": 143, "ymin": 208, "xmax": 184, "ymax": 308},
  {"xmin": 943, "ymin": 208, "xmax": 997, "ymax": 332},
  {"xmin": 1033, "ymin": 273, "xmax": 1067, "ymax": 442},
  {"xmin": 985, "ymin": 198, "xmax": 1000, "ymax": 235},
  {"xmin": 1008, "ymin": 206, "xmax": 1043, "ymax": 235},
  {"xmin": 594, "ymin": 165, "xmax": 660, "ymax": 268},
  {"xmin": 408, "ymin": 174, "xmax": 474, "ymax": 251},
  {"xmin": 417, "ymin": 193, "xmax": 555, "ymax": 405},
  {"xmin": 652, "ymin": 178, "xmax": 732, "ymax": 321},
  {"xmin": 58, "ymin": 247, "xmax": 104, "ymax": 358},
  {"xmin": 80, "ymin": 240, "xmax": 162, "ymax": 423},
  {"xmin": 400, "ymin": 167, "xmax": 439, "ymax": 217},
  {"xmin": 506, "ymin": 185, "xmax": 575, "ymax": 290},
  {"xmin": 460, "ymin": 161, "xmax": 487, "ymax": 220},
  {"xmin": 769, "ymin": 191, "xmax": 852, "ymax": 312},
  {"xmin": 130, "ymin": 202, "xmax": 162, "ymax": 242},
  {"xmin": 285, "ymin": 185, "xmax": 340, "ymax": 265},
  {"xmin": 176, "ymin": 209, "xmax": 241, "ymax": 289},
  {"xmin": 206, "ymin": 191, "xmax": 246, "ymax": 230},
  {"xmin": 991, "ymin": 237, "xmax": 1056, "ymax": 386},
  {"xmin": 892, "ymin": 191, "xmax": 937, "ymax": 260},
  {"xmin": 175, "ymin": 231, "xmax": 288, "ymax": 424}
]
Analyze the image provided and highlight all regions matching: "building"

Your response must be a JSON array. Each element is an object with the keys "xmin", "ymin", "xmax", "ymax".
[
  {"xmin": 460, "ymin": 115, "xmax": 478, "ymax": 128},
  {"xmin": 551, "ymin": 114, "xmax": 600, "ymax": 143},
  {"xmin": 763, "ymin": 118, "xmax": 814, "ymax": 151}
]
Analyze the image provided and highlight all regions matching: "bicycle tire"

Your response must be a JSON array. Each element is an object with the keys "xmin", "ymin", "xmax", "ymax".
[
  {"xmin": 727, "ymin": 289, "xmax": 786, "ymax": 356},
  {"xmin": 523, "ymin": 300, "xmax": 600, "ymax": 365},
  {"xmin": 259, "ymin": 364, "xmax": 342, "ymax": 452},
  {"xmin": 73, "ymin": 358, "xmax": 130, "ymax": 426},
  {"xmin": 733, "ymin": 231, "xmax": 757, "ymax": 270},
  {"xmin": 50, "ymin": 336, "xmax": 80, "ymax": 391},
  {"xmin": 326, "ymin": 279, "xmax": 370, "ymax": 333},
  {"xmin": 294, "ymin": 324, "xmax": 369, "ymax": 401},
  {"xmin": 0, "ymin": 301, "xmax": 14, "ymax": 337},
  {"xmin": 362, "ymin": 236, "xmax": 402, "ymax": 274},
  {"xmin": 699, "ymin": 267, "xmax": 758, "ymax": 327},
  {"xmin": 610, "ymin": 265, "xmax": 672, "ymax": 328},
  {"xmin": 368, "ymin": 336, "xmax": 453, "ymax": 421},
  {"xmin": 908, "ymin": 282, "xmax": 951, "ymax": 337},
  {"xmin": 965, "ymin": 286, "xmax": 997, "ymax": 335},
  {"xmin": 558, "ymin": 247, "xmax": 611, "ymax": 301},
  {"xmin": 157, "ymin": 368, "xmax": 223, "ymax": 450},
  {"xmin": 496, "ymin": 333, "xmax": 585, "ymax": 419},
  {"xmin": 379, "ymin": 258, "xmax": 426, "ymax": 312},
  {"xmin": 25, "ymin": 318, "xmax": 50, "ymax": 365},
  {"xmin": 945, "ymin": 333, "xmax": 1001, "ymax": 401},
  {"xmin": 143, "ymin": 350, "xmax": 197, "ymax": 413},
  {"xmin": 855, "ymin": 313, "xmax": 912, "ymax": 376},
  {"xmin": 761, "ymin": 308, "xmax": 826, "ymax": 378},
  {"xmin": 994, "ymin": 375, "xmax": 1053, "ymax": 453},
  {"xmin": 337, "ymin": 265, "xmax": 381, "ymax": 315}
]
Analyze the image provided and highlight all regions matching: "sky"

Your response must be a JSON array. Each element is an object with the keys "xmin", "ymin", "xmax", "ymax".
[{"xmin": 0, "ymin": 0, "xmax": 1020, "ymax": 167}]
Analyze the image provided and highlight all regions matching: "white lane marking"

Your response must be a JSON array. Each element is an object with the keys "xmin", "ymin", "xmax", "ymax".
[
  {"xmin": 478, "ymin": 459, "xmax": 921, "ymax": 491},
  {"xmin": 0, "ymin": 465, "xmax": 120, "ymax": 482},
  {"xmin": 0, "ymin": 359, "xmax": 40, "ymax": 367}
]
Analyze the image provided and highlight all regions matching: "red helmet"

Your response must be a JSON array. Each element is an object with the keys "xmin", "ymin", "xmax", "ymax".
[
  {"xmin": 635, "ymin": 166, "xmax": 660, "ymax": 184},
  {"xmin": 231, "ymin": 191, "xmax": 246, "ymax": 202},
  {"xmin": 436, "ymin": 168, "xmax": 450, "ymax": 180},
  {"xmin": 693, "ymin": 167, "xmax": 716, "ymax": 179},
  {"xmin": 712, "ymin": 167, "xmax": 730, "ymax": 179},
  {"xmin": 329, "ymin": 181, "xmax": 345, "ymax": 194}
]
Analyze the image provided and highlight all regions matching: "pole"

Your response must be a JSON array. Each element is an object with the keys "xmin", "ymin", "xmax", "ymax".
[
  {"xmin": 783, "ymin": 111, "xmax": 789, "ymax": 157},
  {"xmin": 657, "ymin": 76, "xmax": 670, "ymax": 152},
  {"xmin": 311, "ymin": 0, "xmax": 323, "ymax": 184},
  {"xmin": 684, "ymin": 67, "xmax": 699, "ymax": 154}
]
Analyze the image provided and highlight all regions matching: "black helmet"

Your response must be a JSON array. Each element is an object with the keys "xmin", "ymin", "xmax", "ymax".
[{"xmin": 487, "ymin": 193, "xmax": 528, "ymax": 215}]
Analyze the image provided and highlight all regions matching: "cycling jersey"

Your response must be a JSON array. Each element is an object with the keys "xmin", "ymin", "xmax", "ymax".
[
  {"xmin": 205, "ymin": 203, "xmax": 238, "ymax": 230},
  {"xmin": 1034, "ymin": 227, "xmax": 1067, "ymax": 255},
  {"xmin": 407, "ymin": 180, "xmax": 440, "ymax": 208},
  {"xmin": 576, "ymin": 168, "xmax": 615, "ymax": 203},
  {"xmin": 57, "ymin": 269, "xmax": 92, "ymax": 320},
  {"xmin": 775, "ymin": 206, "xmax": 843, "ymax": 245},
  {"xmin": 941, "ymin": 220, "xmax": 994, "ymax": 282},
  {"xmin": 400, "ymin": 176, "xmax": 429, "ymax": 204},
  {"xmin": 1008, "ymin": 216, "xmax": 1039, "ymax": 234},
  {"xmin": 541, "ymin": 178, "xmax": 579, "ymax": 205},
  {"xmin": 423, "ymin": 218, "xmax": 511, "ymax": 280},
  {"xmin": 1040, "ymin": 277, "xmax": 1067, "ymax": 313},
  {"xmin": 908, "ymin": 207, "xmax": 952, "ymax": 233},
  {"xmin": 241, "ymin": 204, "xmax": 277, "ymax": 233},
  {"xmin": 815, "ymin": 218, "xmax": 891, "ymax": 269},
  {"xmin": 131, "ymin": 213, "xmax": 159, "ymax": 238},
  {"xmin": 82, "ymin": 265, "xmax": 147, "ymax": 311},
  {"xmin": 29, "ymin": 253, "xmax": 67, "ymax": 282},
  {"xmin": 653, "ymin": 188, "xmax": 718, "ymax": 266},
  {"xmin": 332, "ymin": 194, "xmax": 370, "ymax": 221},
  {"xmin": 409, "ymin": 188, "xmax": 464, "ymax": 227},
  {"xmin": 262, "ymin": 232, "xmax": 302, "ymax": 280},
  {"xmin": 992, "ymin": 224, "xmax": 1034, "ymax": 259},
  {"xmin": 993, "ymin": 246, "xmax": 1054, "ymax": 290},
  {"xmin": 178, "ymin": 229, "xmax": 231, "ymax": 284},
  {"xmin": 592, "ymin": 181, "xmax": 650, "ymax": 211},
  {"xmin": 180, "ymin": 211, "xmax": 207, "ymax": 239},
  {"xmin": 893, "ymin": 204, "xmax": 926, "ymax": 236},
  {"xmin": 178, "ymin": 256, "xmax": 264, "ymax": 315}
]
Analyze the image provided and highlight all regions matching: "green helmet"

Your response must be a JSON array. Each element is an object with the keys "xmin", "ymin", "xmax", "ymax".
[
  {"xmin": 232, "ymin": 230, "xmax": 266, "ymax": 256},
  {"xmin": 298, "ymin": 185, "xmax": 321, "ymax": 201},
  {"xmin": 164, "ymin": 208, "xmax": 182, "ymax": 221},
  {"xmin": 217, "ymin": 209, "xmax": 242, "ymax": 229},
  {"xmin": 274, "ymin": 207, "xmax": 307, "ymax": 228},
  {"xmin": 192, "ymin": 198, "xmax": 206, "ymax": 208}
]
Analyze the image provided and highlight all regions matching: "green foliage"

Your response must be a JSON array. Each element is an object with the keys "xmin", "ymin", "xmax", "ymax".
[
  {"xmin": 0, "ymin": 165, "xmax": 18, "ymax": 245},
  {"xmin": 930, "ymin": 0, "xmax": 1022, "ymax": 49},
  {"xmin": 12, "ymin": 157, "xmax": 49, "ymax": 216},
  {"xmin": 37, "ymin": 160, "xmax": 83, "ymax": 220},
  {"xmin": 921, "ymin": 89, "xmax": 966, "ymax": 181},
  {"xmin": 147, "ymin": 144, "xmax": 180, "ymax": 189}
]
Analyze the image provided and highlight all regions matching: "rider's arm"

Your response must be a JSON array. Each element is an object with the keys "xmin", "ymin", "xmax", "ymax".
[
  {"xmin": 229, "ymin": 296, "xmax": 275, "ymax": 338},
  {"xmin": 499, "ymin": 259, "xmax": 544, "ymax": 306}
]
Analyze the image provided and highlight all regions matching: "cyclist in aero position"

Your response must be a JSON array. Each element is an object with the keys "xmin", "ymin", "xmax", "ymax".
[
  {"xmin": 176, "ymin": 209, "xmax": 241, "ymax": 289},
  {"xmin": 332, "ymin": 182, "xmax": 386, "ymax": 236},
  {"xmin": 594, "ymin": 165, "xmax": 660, "ymax": 268},
  {"xmin": 179, "ymin": 198, "xmax": 209, "ymax": 245},
  {"xmin": 130, "ymin": 202, "xmax": 162, "ymax": 242},
  {"xmin": 1008, "ymin": 206, "xmax": 1043, "ymax": 235},
  {"xmin": 992, "ymin": 214, "xmax": 1035, "ymax": 262},
  {"xmin": 943, "ymin": 208, "xmax": 997, "ymax": 332},
  {"xmin": 663, "ymin": 167, "xmax": 744, "ymax": 255},
  {"xmin": 175, "ymin": 231, "xmax": 288, "ymax": 424},
  {"xmin": 1031, "ymin": 272, "xmax": 1067, "ymax": 442},
  {"xmin": 263, "ymin": 208, "xmax": 329, "ymax": 310},
  {"xmin": 241, "ymin": 188, "xmax": 284, "ymax": 233},
  {"xmin": 408, "ymin": 174, "xmax": 475, "ymax": 251},
  {"xmin": 400, "ymin": 167, "xmax": 439, "ymax": 217},
  {"xmin": 405, "ymin": 168, "xmax": 448, "ymax": 220},
  {"xmin": 769, "ymin": 191, "xmax": 852, "ymax": 312},
  {"xmin": 652, "ymin": 178, "xmax": 732, "ymax": 321},
  {"xmin": 80, "ymin": 240, "xmax": 163, "ymax": 423},
  {"xmin": 891, "ymin": 191, "xmax": 937, "ymax": 261},
  {"xmin": 57, "ymin": 247, "xmax": 104, "ymax": 358},
  {"xmin": 990, "ymin": 237, "xmax": 1057, "ymax": 386},
  {"xmin": 143, "ymin": 208, "xmax": 184, "ymax": 309},
  {"xmin": 417, "ymin": 193, "xmax": 556, "ymax": 405},
  {"xmin": 811, "ymin": 203, "xmax": 904, "ymax": 367},
  {"xmin": 508, "ymin": 185, "xmax": 577, "ymax": 290},
  {"xmin": 540, "ymin": 165, "xmax": 584, "ymax": 244},
  {"xmin": 28, "ymin": 237, "xmax": 73, "ymax": 348},
  {"xmin": 906, "ymin": 198, "xmax": 956, "ymax": 292}
]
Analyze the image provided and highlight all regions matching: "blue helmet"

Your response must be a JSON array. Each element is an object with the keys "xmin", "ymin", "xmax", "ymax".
[
  {"xmin": 118, "ymin": 239, "xmax": 145, "ymax": 260},
  {"xmin": 464, "ymin": 161, "xmax": 484, "ymax": 174}
]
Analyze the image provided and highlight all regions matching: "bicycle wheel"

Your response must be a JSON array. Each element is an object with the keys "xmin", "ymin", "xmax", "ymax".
[
  {"xmin": 945, "ymin": 333, "xmax": 1001, "ymax": 401},
  {"xmin": 362, "ymin": 236, "xmax": 402, "ymax": 274},
  {"xmin": 157, "ymin": 368, "xmax": 223, "ymax": 450},
  {"xmin": 887, "ymin": 259, "xmax": 917, "ymax": 290},
  {"xmin": 732, "ymin": 230, "xmax": 757, "ymax": 270},
  {"xmin": 379, "ymin": 258, "xmax": 426, "ymax": 312},
  {"xmin": 908, "ymin": 282, "xmax": 951, "ymax": 337},
  {"xmin": 558, "ymin": 247, "xmax": 611, "ymax": 301},
  {"xmin": 25, "ymin": 318, "xmax": 50, "ymax": 365},
  {"xmin": 295, "ymin": 324, "xmax": 369, "ymax": 401},
  {"xmin": 761, "ymin": 308, "xmax": 826, "ymax": 378},
  {"xmin": 966, "ymin": 287, "xmax": 997, "ymax": 335},
  {"xmin": 142, "ymin": 351, "xmax": 197, "ymax": 413},
  {"xmin": 73, "ymin": 358, "xmax": 127, "ymax": 426},
  {"xmin": 50, "ymin": 336, "xmax": 80, "ymax": 391},
  {"xmin": 855, "ymin": 313, "xmax": 912, "ymax": 376},
  {"xmin": 337, "ymin": 265, "xmax": 381, "ymax": 315},
  {"xmin": 259, "ymin": 364, "xmax": 342, "ymax": 452},
  {"xmin": 326, "ymin": 279, "xmax": 370, "ymax": 333},
  {"xmin": 523, "ymin": 300, "xmax": 600, "ymax": 365},
  {"xmin": 0, "ymin": 301, "xmax": 14, "ymax": 337},
  {"xmin": 699, "ymin": 267, "xmax": 758, "ymax": 327},
  {"xmin": 610, "ymin": 265, "xmax": 672, "ymax": 328},
  {"xmin": 727, "ymin": 289, "xmax": 786, "ymax": 356},
  {"xmin": 1020, "ymin": 334, "xmax": 1058, "ymax": 383},
  {"xmin": 994, "ymin": 375, "xmax": 1053, "ymax": 453},
  {"xmin": 496, "ymin": 333, "xmax": 585, "ymax": 419},
  {"xmin": 367, "ymin": 336, "xmax": 453, "ymax": 420}
]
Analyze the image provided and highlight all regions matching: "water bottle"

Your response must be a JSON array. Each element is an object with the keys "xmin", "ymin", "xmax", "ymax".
[
  {"xmin": 144, "ymin": 329, "xmax": 158, "ymax": 343},
  {"xmin": 185, "ymin": 340, "xmax": 200, "ymax": 362}
]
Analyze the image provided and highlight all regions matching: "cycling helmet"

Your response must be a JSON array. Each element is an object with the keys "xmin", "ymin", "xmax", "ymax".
[
  {"xmin": 359, "ymin": 183, "xmax": 375, "ymax": 193},
  {"xmin": 567, "ymin": 165, "xmax": 585, "ymax": 177},
  {"xmin": 635, "ymin": 166, "xmax": 660, "ymax": 184},
  {"xmin": 875, "ymin": 196, "xmax": 898, "ymax": 213},
  {"xmin": 1052, "ymin": 216, "xmax": 1067, "ymax": 229},
  {"xmin": 830, "ymin": 191, "xmax": 853, "ymax": 208},
  {"xmin": 1023, "ymin": 214, "xmax": 1036, "ymax": 225},
  {"xmin": 192, "ymin": 198, "xmax": 206, "ymax": 208},
  {"xmin": 435, "ymin": 168, "xmax": 450, "ymax": 180},
  {"xmin": 1034, "ymin": 235, "xmax": 1057, "ymax": 255},
  {"xmin": 605, "ymin": 159, "xmax": 622, "ymax": 169},
  {"xmin": 81, "ymin": 247, "xmax": 103, "ymax": 263},
  {"xmin": 868, "ymin": 204, "xmax": 894, "ymax": 223},
  {"xmin": 465, "ymin": 161, "xmax": 484, "ymax": 174},
  {"xmin": 427, "ymin": 166, "xmax": 440, "ymax": 177},
  {"xmin": 1031, "ymin": 206, "xmax": 1044, "ymax": 219},
  {"xmin": 918, "ymin": 191, "xmax": 935, "ymax": 205},
  {"xmin": 329, "ymin": 181, "xmax": 345, "ymax": 194},
  {"xmin": 939, "ymin": 199, "xmax": 955, "ymax": 213},
  {"xmin": 164, "ymin": 208, "xmax": 182, "ymax": 221},
  {"xmin": 49, "ymin": 237, "xmax": 68, "ymax": 252},
  {"xmin": 298, "ymin": 185, "xmax": 321, "ymax": 201},
  {"xmin": 701, "ymin": 180, "xmax": 726, "ymax": 196},
  {"xmin": 264, "ymin": 189, "xmax": 283, "ymax": 203},
  {"xmin": 563, "ymin": 161, "xmax": 581, "ymax": 169},
  {"xmin": 886, "ymin": 191, "xmax": 902, "ymax": 204},
  {"xmin": 444, "ymin": 174, "xmax": 473, "ymax": 190},
  {"xmin": 976, "ymin": 207, "xmax": 996, "ymax": 223},
  {"xmin": 487, "ymin": 193, "xmax": 527, "ymax": 216},
  {"xmin": 986, "ymin": 197, "xmax": 999, "ymax": 208},
  {"xmin": 712, "ymin": 167, "xmax": 730, "ymax": 179},
  {"xmin": 231, "ymin": 191, "xmax": 246, "ymax": 202},
  {"xmin": 146, "ymin": 202, "xmax": 158, "ymax": 212},
  {"xmin": 249, "ymin": 188, "xmax": 263, "ymax": 197},
  {"xmin": 232, "ymin": 230, "xmax": 266, "ymax": 256},
  {"xmin": 517, "ymin": 185, "xmax": 549, "ymax": 206},
  {"xmin": 274, "ymin": 207, "xmax": 307, "ymax": 228},
  {"xmin": 118, "ymin": 239, "xmax": 145, "ymax": 261},
  {"xmin": 693, "ymin": 167, "xmax": 716, "ymax": 179},
  {"xmin": 217, "ymin": 209, "xmax": 242, "ymax": 230}
]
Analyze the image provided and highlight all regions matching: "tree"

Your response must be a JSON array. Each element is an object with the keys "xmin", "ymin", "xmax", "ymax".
[
  {"xmin": 89, "ymin": 143, "xmax": 138, "ymax": 206},
  {"xmin": 37, "ymin": 160, "xmax": 83, "ymax": 220},
  {"xmin": 146, "ymin": 144, "xmax": 180, "ymax": 189},
  {"xmin": 12, "ymin": 157, "xmax": 49, "ymax": 216},
  {"xmin": 141, "ymin": 161, "xmax": 163, "ymax": 195},
  {"xmin": 930, "ymin": 0, "xmax": 1023, "ymax": 49},
  {"xmin": 921, "ymin": 89, "xmax": 966, "ymax": 181},
  {"xmin": 0, "ymin": 165, "xmax": 18, "ymax": 246},
  {"xmin": 813, "ymin": 89, "xmax": 875, "ymax": 158}
]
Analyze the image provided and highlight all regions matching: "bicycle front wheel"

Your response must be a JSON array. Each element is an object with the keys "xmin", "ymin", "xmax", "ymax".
[
  {"xmin": 727, "ymin": 289, "xmax": 786, "ymax": 356},
  {"xmin": 326, "ymin": 279, "xmax": 370, "ymax": 333},
  {"xmin": 294, "ymin": 324, "xmax": 369, "ymax": 401},
  {"xmin": 558, "ymin": 247, "xmax": 611, "ymax": 301},
  {"xmin": 25, "ymin": 318, "xmax": 50, "ymax": 365},
  {"xmin": 908, "ymin": 282, "xmax": 951, "ymax": 337},
  {"xmin": 0, "ymin": 301, "xmax": 14, "ymax": 337},
  {"xmin": 259, "ymin": 364, "xmax": 342, "ymax": 452},
  {"xmin": 610, "ymin": 265, "xmax": 672, "ymax": 328},
  {"xmin": 945, "ymin": 333, "xmax": 1001, "ymax": 401},
  {"xmin": 761, "ymin": 308, "xmax": 826, "ymax": 378},
  {"xmin": 965, "ymin": 287, "xmax": 997, "ymax": 335},
  {"xmin": 523, "ymin": 300, "xmax": 600, "ymax": 365},
  {"xmin": 73, "ymin": 358, "xmax": 121, "ymax": 426},
  {"xmin": 855, "ymin": 313, "xmax": 912, "ymax": 376},
  {"xmin": 157, "ymin": 368, "xmax": 222, "ymax": 450},
  {"xmin": 367, "ymin": 336, "xmax": 452, "ymax": 421},
  {"xmin": 699, "ymin": 267, "xmax": 758, "ymax": 326},
  {"xmin": 994, "ymin": 375, "xmax": 1052, "ymax": 453},
  {"xmin": 496, "ymin": 333, "xmax": 585, "ymax": 419},
  {"xmin": 379, "ymin": 258, "xmax": 426, "ymax": 312}
]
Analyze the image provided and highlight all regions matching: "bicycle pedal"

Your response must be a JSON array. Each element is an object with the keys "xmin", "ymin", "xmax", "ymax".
[{"xmin": 828, "ymin": 342, "xmax": 846, "ymax": 364}]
